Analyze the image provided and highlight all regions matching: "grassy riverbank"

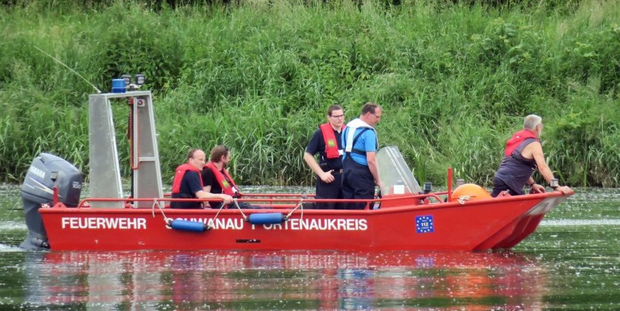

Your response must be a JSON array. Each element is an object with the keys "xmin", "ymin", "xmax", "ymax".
[{"xmin": 1, "ymin": 0, "xmax": 619, "ymax": 186}]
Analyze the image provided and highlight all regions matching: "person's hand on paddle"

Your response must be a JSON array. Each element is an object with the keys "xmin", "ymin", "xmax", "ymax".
[
  {"xmin": 220, "ymin": 194, "xmax": 234, "ymax": 204},
  {"xmin": 530, "ymin": 183, "xmax": 546, "ymax": 194},
  {"xmin": 320, "ymin": 170, "xmax": 335, "ymax": 183},
  {"xmin": 375, "ymin": 180, "xmax": 384, "ymax": 192},
  {"xmin": 555, "ymin": 185, "xmax": 572, "ymax": 194}
]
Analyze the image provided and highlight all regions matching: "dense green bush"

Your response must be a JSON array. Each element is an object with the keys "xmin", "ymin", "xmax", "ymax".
[{"xmin": 1, "ymin": 0, "xmax": 618, "ymax": 187}]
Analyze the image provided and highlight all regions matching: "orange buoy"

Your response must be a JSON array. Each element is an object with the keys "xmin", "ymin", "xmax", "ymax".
[{"xmin": 450, "ymin": 183, "xmax": 491, "ymax": 202}]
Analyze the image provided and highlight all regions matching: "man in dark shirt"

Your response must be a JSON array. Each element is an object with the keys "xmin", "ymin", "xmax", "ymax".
[
  {"xmin": 202, "ymin": 145, "xmax": 259, "ymax": 209},
  {"xmin": 303, "ymin": 105, "xmax": 345, "ymax": 209},
  {"xmin": 170, "ymin": 149, "xmax": 233, "ymax": 209}
]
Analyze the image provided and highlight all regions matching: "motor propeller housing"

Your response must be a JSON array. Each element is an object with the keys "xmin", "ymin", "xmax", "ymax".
[{"xmin": 20, "ymin": 153, "xmax": 82, "ymax": 250}]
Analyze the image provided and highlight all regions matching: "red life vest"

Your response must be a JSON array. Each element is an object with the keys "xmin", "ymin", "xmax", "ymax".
[
  {"xmin": 204, "ymin": 162, "xmax": 239, "ymax": 196},
  {"xmin": 171, "ymin": 163, "xmax": 203, "ymax": 194},
  {"xmin": 504, "ymin": 129, "xmax": 540, "ymax": 156},
  {"xmin": 320, "ymin": 123, "xmax": 345, "ymax": 159}
]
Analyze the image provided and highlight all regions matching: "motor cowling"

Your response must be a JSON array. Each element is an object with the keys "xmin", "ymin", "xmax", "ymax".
[{"xmin": 20, "ymin": 153, "xmax": 83, "ymax": 250}]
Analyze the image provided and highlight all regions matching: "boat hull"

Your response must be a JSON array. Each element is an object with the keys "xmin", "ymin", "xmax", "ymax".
[{"xmin": 39, "ymin": 192, "xmax": 568, "ymax": 251}]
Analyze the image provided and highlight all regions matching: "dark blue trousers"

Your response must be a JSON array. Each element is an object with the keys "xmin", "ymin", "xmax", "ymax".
[
  {"xmin": 315, "ymin": 171, "xmax": 343, "ymax": 209},
  {"xmin": 341, "ymin": 157, "xmax": 375, "ymax": 210}
]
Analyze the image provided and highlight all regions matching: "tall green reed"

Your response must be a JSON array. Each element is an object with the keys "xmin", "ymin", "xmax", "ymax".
[{"xmin": 1, "ymin": 0, "xmax": 618, "ymax": 187}]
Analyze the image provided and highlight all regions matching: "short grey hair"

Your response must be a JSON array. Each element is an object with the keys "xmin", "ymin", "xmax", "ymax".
[{"xmin": 523, "ymin": 114, "xmax": 542, "ymax": 130}]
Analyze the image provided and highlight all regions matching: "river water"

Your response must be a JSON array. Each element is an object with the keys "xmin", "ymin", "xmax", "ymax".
[{"xmin": 1, "ymin": 185, "xmax": 619, "ymax": 310}]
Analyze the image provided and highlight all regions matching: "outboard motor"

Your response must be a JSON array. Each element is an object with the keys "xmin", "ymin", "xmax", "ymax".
[{"xmin": 20, "ymin": 153, "xmax": 82, "ymax": 250}]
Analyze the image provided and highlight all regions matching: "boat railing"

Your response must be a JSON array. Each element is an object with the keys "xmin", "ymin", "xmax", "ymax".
[
  {"xmin": 66, "ymin": 191, "xmax": 453, "ymax": 211},
  {"xmin": 72, "ymin": 197, "xmax": 378, "ymax": 210},
  {"xmin": 161, "ymin": 192, "xmax": 319, "ymax": 207}
]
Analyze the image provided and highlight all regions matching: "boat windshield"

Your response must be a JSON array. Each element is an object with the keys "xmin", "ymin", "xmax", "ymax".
[{"xmin": 376, "ymin": 146, "xmax": 423, "ymax": 195}]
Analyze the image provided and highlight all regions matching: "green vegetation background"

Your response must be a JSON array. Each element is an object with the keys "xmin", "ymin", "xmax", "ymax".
[{"xmin": 1, "ymin": 0, "xmax": 619, "ymax": 187}]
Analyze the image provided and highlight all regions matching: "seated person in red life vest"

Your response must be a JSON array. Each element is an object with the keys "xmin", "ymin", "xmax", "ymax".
[
  {"xmin": 303, "ymin": 104, "xmax": 346, "ymax": 209},
  {"xmin": 170, "ymin": 149, "xmax": 234, "ymax": 209},
  {"xmin": 491, "ymin": 114, "xmax": 572, "ymax": 197},
  {"xmin": 202, "ymin": 145, "xmax": 262, "ymax": 209}
]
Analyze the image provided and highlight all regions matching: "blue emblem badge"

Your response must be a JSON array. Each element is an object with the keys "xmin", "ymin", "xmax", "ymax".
[{"xmin": 415, "ymin": 215, "xmax": 434, "ymax": 234}]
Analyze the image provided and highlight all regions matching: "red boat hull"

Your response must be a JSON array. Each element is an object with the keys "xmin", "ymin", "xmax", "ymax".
[{"xmin": 39, "ymin": 192, "xmax": 568, "ymax": 251}]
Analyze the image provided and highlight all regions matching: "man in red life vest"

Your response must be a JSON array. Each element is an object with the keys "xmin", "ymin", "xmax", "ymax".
[
  {"xmin": 170, "ymin": 149, "xmax": 234, "ymax": 209},
  {"xmin": 202, "ymin": 145, "xmax": 260, "ymax": 209},
  {"xmin": 491, "ymin": 115, "xmax": 572, "ymax": 197},
  {"xmin": 304, "ymin": 105, "xmax": 346, "ymax": 209}
]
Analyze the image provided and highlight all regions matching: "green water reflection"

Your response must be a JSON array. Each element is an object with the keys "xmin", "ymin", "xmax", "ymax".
[
  {"xmin": 1, "ymin": 185, "xmax": 620, "ymax": 310},
  {"xmin": 1, "ymin": 250, "xmax": 550, "ymax": 310}
]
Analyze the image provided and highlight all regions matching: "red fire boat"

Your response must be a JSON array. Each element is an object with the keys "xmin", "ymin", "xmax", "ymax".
[{"xmin": 20, "ymin": 90, "xmax": 573, "ymax": 251}]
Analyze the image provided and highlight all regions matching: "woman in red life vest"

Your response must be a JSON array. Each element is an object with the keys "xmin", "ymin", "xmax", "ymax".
[
  {"xmin": 170, "ymin": 149, "xmax": 233, "ymax": 209},
  {"xmin": 491, "ymin": 115, "xmax": 572, "ymax": 197},
  {"xmin": 303, "ymin": 105, "xmax": 346, "ymax": 209}
]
